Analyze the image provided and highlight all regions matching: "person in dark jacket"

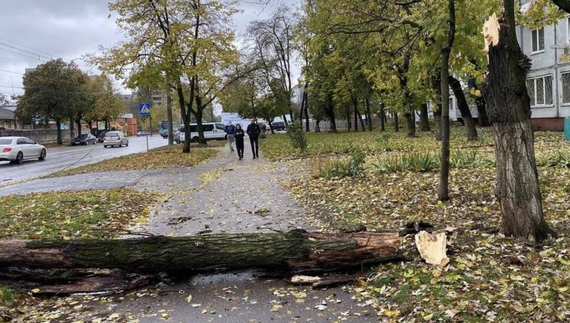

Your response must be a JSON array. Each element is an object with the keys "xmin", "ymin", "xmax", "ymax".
[
  {"xmin": 224, "ymin": 121, "xmax": 236, "ymax": 152},
  {"xmin": 246, "ymin": 118, "xmax": 261, "ymax": 159},
  {"xmin": 234, "ymin": 123, "xmax": 245, "ymax": 160}
]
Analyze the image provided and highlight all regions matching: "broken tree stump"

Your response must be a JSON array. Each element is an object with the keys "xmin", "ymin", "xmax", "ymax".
[{"xmin": 0, "ymin": 231, "xmax": 401, "ymax": 275}]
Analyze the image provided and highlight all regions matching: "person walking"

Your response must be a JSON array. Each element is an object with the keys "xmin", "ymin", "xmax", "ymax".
[
  {"xmin": 224, "ymin": 121, "xmax": 236, "ymax": 152},
  {"xmin": 246, "ymin": 118, "xmax": 261, "ymax": 159},
  {"xmin": 234, "ymin": 123, "xmax": 245, "ymax": 160}
]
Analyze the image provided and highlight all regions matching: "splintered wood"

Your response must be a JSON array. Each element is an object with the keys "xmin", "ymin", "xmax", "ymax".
[
  {"xmin": 482, "ymin": 12, "xmax": 500, "ymax": 59},
  {"xmin": 415, "ymin": 231, "xmax": 449, "ymax": 268}
]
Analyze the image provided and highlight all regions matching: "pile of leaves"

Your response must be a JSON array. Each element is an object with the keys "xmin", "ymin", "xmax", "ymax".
[
  {"xmin": 278, "ymin": 129, "xmax": 570, "ymax": 321},
  {"xmin": 49, "ymin": 144, "xmax": 218, "ymax": 177}
]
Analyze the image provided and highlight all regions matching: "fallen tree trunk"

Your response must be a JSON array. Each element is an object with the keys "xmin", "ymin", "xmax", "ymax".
[{"xmin": 0, "ymin": 231, "xmax": 401, "ymax": 275}]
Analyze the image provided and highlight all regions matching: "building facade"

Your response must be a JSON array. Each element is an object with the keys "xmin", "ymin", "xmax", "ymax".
[{"xmin": 518, "ymin": 7, "xmax": 570, "ymax": 130}]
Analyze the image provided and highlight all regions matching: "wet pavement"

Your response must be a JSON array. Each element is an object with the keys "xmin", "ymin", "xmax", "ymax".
[{"xmin": 3, "ymin": 145, "xmax": 380, "ymax": 322}]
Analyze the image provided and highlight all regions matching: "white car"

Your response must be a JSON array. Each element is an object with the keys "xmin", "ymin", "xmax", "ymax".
[
  {"xmin": 103, "ymin": 131, "xmax": 129, "ymax": 148},
  {"xmin": 0, "ymin": 136, "xmax": 46, "ymax": 164},
  {"xmin": 178, "ymin": 123, "xmax": 226, "ymax": 143}
]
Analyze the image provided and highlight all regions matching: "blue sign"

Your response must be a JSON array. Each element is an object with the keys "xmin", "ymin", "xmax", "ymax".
[{"xmin": 138, "ymin": 103, "xmax": 152, "ymax": 116}]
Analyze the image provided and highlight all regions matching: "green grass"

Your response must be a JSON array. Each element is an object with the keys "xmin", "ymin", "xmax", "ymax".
[
  {"xmin": 48, "ymin": 144, "xmax": 218, "ymax": 177},
  {"xmin": 0, "ymin": 188, "xmax": 154, "ymax": 240},
  {"xmin": 278, "ymin": 127, "xmax": 570, "ymax": 322}
]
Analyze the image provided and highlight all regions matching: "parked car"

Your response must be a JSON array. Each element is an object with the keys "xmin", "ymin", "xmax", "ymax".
[
  {"xmin": 137, "ymin": 130, "xmax": 150, "ymax": 136},
  {"xmin": 0, "ymin": 136, "xmax": 46, "ymax": 164},
  {"xmin": 103, "ymin": 131, "xmax": 129, "ymax": 148},
  {"xmin": 97, "ymin": 131, "xmax": 108, "ymax": 143},
  {"xmin": 159, "ymin": 128, "xmax": 168, "ymax": 139},
  {"xmin": 271, "ymin": 121, "xmax": 286, "ymax": 131},
  {"xmin": 72, "ymin": 133, "xmax": 97, "ymax": 145},
  {"xmin": 178, "ymin": 123, "xmax": 226, "ymax": 143}
]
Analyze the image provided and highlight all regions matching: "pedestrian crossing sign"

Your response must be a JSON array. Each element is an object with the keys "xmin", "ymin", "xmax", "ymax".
[{"xmin": 138, "ymin": 103, "xmax": 151, "ymax": 116}]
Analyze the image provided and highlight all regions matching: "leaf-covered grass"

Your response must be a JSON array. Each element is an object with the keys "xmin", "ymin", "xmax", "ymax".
[
  {"xmin": 262, "ymin": 125, "xmax": 496, "ymax": 161},
  {"xmin": 49, "ymin": 144, "xmax": 218, "ymax": 177},
  {"xmin": 0, "ymin": 188, "xmax": 154, "ymax": 240},
  {"xmin": 278, "ymin": 128, "xmax": 570, "ymax": 322}
]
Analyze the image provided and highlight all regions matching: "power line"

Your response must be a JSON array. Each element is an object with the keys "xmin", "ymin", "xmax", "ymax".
[
  {"xmin": 0, "ymin": 69, "xmax": 24, "ymax": 75},
  {"xmin": 0, "ymin": 36, "xmax": 54, "ymax": 58},
  {"xmin": 0, "ymin": 47, "xmax": 44, "ymax": 61},
  {"xmin": 0, "ymin": 42, "xmax": 51, "ymax": 60}
]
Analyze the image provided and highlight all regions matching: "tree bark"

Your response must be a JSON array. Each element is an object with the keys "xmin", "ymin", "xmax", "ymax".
[
  {"xmin": 0, "ymin": 231, "xmax": 401, "ymax": 275},
  {"xmin": 433, "ymin": 105, "xmax": 442, "ymax": 141},
  {"xmin": 304, "ymin": 90, "xmax": 310, "ymax": 132},
  {"xmin": 380, "ymin": 103, "xmax": 386, "ymax": 132},
  {"xmin": 167, "ymin": 91, "xmax": 174, "ymax": 145},
  {"xmin": 420, "ymin": 104, "xmax": 430, "ymax": 131},
  {"xmin": 394, "ymin": 112, "xmax": 399, "ymax": 132},
  {"xmin": 438, "ymin": 0, "xmax": 455, "ymax": 202},
  {"xmin": 353, "ymin": 105, "xmax": 358, "ymax": 132},
  {"xmin": 365, "ymin": 98, "xmax": 373, "ymax": 131},
  {"xmin": 325, "ymin": 94, "xmax": 337, "ymax": 132},
  {"xmin": 357, "ymin": 109, "xmax": 366, "ymax": 131},
  {"xmin": 449, "ymin": 76, "xmax": 478, "ymax": 140},
  {"xmin": 475, "ymin": 97, "xmax": 490, "ymax": 127},
  {"xmin": 405, "ymin": 112, "xmax": 416, "ymax": 137},
  {"xmin": 483, "ymin": 2, "xmax": 555, "ymax": 241}
]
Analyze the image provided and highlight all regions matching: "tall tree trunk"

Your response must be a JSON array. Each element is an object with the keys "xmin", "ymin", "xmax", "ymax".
[
  {"xmin": 357, "ymin": 109, "xmax": 366, "ymax": 131},
  {"xmin": 405, "ymin": 112, "xmax": 416, "ymax": 137},
  {"xmin": 394, "ymin": 112, "xmax": 399, "ymax": 132},
  {"xmin": 167, "ymin": 92, "xmax": 174, "ymax": 145},
  {"xmin": 346, "ymin": 107, "xmax": 351, "ymax": 131},
  {"xmin": 483, "ymin": 1, "xmax": 555, "ymax": 241},
  {"xmin": 304, "ymin": 90, "xmax": 310, "ymax": 132},
  {"xmin": 366, "ymin": 99, "xmax": 373, "ymax": 131},
  {"xmin": 56, "ymin": 119, "xmax": 62, "ymax": 145},
  {"xmin": 433, "ymin": 105, "xmax": 443, "ymax": 141},
  {"xmin": 420, "ymin": 104, "xmax": 430, "ymax": 131},
  {"xmin": 195, "ymin": 104, "xmax": 206, "ymax": 145},
  {"xmin": 76, "ymin": 119, "xmax": 82, "ymax": 138},
  {"xmin": 69, "ymin": 117, "xmax": 75, "ymax": 143},
  {"xmin": 438, "ymin": 0, "xmax": 455, "ymax": 202},
  {"xmin": 475, "ymin": 97, "xmax": 490, "ymax": 127},
  {"xmin": 315, "ymin": 118, "xmax": 321, "ymax": 132},
  {"xmin": 380, "ymin": 103, "xmax": 386, "ymax": 132},
  {"xmin": 354, "ymin": 106, "xmax": 358, "ymax": 132},
  {"xmin": 449, "ymin": 76, "xmax": 478, "ymax": 140},
  {"xmin": 326, "ymin": 94, "xmax": 337, "ymax": 132}
]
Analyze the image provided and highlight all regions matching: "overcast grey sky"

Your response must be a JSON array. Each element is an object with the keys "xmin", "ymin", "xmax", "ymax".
[{"xmin": 0, "ymin": 0, "xmax": 297, "ymax": 96}]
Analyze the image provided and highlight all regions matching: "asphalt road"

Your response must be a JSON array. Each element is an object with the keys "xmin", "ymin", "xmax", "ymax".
[{"xmin": 0, "ymin": 135, "xmax": 169, "ymax": 187}]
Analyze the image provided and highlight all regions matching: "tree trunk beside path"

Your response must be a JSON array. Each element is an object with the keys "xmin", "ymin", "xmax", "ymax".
[{"xmin": 0, "ymin": 231, "xmax": 401, "ymax": 275}]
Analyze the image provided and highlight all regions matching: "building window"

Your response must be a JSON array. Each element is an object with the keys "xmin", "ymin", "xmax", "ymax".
[
  {"xmin": 526, "ymin": 75, "xmax": 553, "ymax": 106},
  {"xmin": 562, "ymin": 72, "xmax": 570, "ymax": 104},
  {"xmin": 532, "ymin": 28, "xmax": 545, "ymax": 52}
]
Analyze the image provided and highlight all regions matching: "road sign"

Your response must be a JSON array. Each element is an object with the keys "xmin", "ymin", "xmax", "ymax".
[{"xmin": 138, "ymin": 103, "xmax": 152, "ymax": 116}]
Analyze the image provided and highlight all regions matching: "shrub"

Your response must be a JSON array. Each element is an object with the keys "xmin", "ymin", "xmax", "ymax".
[
  {"xmin": 450, "ymin": 150, "xmax": 478, "ymax": 168},
  {"xmin": 374, "ymin": 152, "xmax": 439, "ymax": 173},
  {"xmin": 311, "ymin": 148, "xmax": 366, "ymax": 179},
  {"xmin": 286, "ymin": 120, "xmax": 307, "ymax": 153},
  {"xmin": 409, "ymin": 152, "xmax": 440, "ymax": 172},
  {"xmin": 373, "ymin": 155, "xmax": 405, "ymax": 173}
]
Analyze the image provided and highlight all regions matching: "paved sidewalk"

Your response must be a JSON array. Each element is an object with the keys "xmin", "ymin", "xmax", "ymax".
[
  {"xmin": 2, "ymin": 145, "xmax": 377, "ymax": 323},
  {"xmin": 140, "ymin": 148, "xmax": 314, "ymax": 236}
]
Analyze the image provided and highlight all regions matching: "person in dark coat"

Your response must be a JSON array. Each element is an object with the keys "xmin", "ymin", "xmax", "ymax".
[
  {"xmin": 234, "ymin": 123, "xmax": 245, "ymax": 160},
  {"xmin": 246, "ymin": 118, "xmax": 261, "ymax": 159}
]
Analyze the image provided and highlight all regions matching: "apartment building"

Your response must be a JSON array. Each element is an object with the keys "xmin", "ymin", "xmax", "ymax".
[{"xmin": 518, "ymin": 4, "xmax": 570, "ymax": 130}]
